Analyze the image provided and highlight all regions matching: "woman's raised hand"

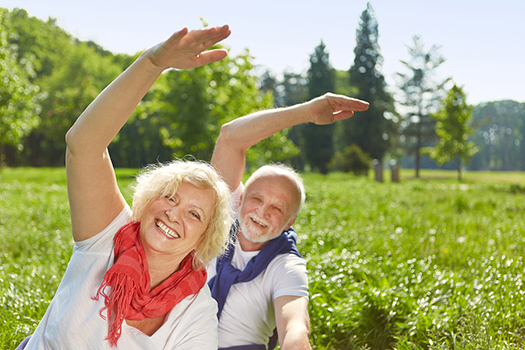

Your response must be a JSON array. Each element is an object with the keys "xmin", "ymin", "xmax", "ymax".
[{"xmin": 148, "ymin": 25, "xmax": 231, "ymax": 70}]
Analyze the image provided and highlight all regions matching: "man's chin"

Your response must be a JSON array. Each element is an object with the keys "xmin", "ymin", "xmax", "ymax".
[
  {"xmin": 240, "ymin": 222, "xmax": 274, "ymax": 243},
  {"xmin": 243, "ymin": 228, "xmax": 282, "ymax": 244},
  {"xmin": 243, "ymin": 233, "xmax": 272, "ymax": 244}
]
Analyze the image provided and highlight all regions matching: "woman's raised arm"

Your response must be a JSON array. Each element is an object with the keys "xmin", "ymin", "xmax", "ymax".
[{"xmin": 65, "ymin": 26, "xmax": 231, "ymax": 242}]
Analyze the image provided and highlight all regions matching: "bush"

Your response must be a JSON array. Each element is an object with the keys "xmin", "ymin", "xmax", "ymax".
[{"xmin": 330, "ymin": 144, "xmax": 372, "ymax": 176}]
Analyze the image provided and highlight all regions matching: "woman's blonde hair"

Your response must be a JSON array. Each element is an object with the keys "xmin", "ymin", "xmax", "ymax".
[{"xmin": 132, "ymin": 160, "xmax": 232, "ymax": 270}]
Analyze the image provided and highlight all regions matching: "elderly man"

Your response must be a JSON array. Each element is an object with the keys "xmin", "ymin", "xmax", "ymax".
[{"xmin": 208, "ymin": 93, "xmax": 369, "ymax": 350}]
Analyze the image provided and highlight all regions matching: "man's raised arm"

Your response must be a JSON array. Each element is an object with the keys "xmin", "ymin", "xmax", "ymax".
[{"xmin": 210, "ymin": 93, "xmax": 369, "ymax": 190}]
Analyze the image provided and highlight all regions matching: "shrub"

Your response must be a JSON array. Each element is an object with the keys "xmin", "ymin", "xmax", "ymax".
[{"xmin": 330, "ymin": 144, "xmax": 372, "ymax": 176}]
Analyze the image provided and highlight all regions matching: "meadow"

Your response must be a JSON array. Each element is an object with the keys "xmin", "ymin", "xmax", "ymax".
[{"xmin": 1, "ymin": 167, "xmax": 524, "ymax": 349}]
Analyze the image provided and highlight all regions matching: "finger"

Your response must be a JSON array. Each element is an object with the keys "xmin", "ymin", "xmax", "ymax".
[
  {"xmin": 195, "ymin": 49, "xmax": 229, "ymax": 66},
  {"xmin": 166, "ymin": 27, "xmax": 189, "ymax": 45},
  {"xmin": 191, "ymin": 25, "xmax": 230, "ymax": 46},
  {"xmin": 200, "ymin": 26, "xmax": 231, "ymax": 50},
  {"xmin": 329, "ymin": 95, "xmax": 369, "ymax": 112},
  {"xmin": 333, "ymin": 110, "xmax": 355, "ymax": 121},
  {"xmin": 340, "ymin": 99, "xmax": 369, "ymax": 111}
]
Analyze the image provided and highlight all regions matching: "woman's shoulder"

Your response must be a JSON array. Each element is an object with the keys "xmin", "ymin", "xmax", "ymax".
[{"xmin": 74, "ymin": 205, "xmax": 132, "ymax": 252}]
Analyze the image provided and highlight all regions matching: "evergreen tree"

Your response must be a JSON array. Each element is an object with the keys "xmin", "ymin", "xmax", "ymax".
[
  {"xmin": 423, "ymin": 84, "xmax": 478, "ymax": 180},
  {"xmin": 397, "ymin": 36, "xmax": 450, "ymax": 177},
  {"xmin": 276, "ymin": 70, "xmax": 309, "ymax": 170},
  {"xmin": 258, "ymin": 69, "xmax": 279, "ymax": 107},
  {"xmin": 343, "ymin": 2, "xmax": 395, "ymax": 161},
  {"xmin": 303, "ymin": 40, "xmax": 336, "ymax": 174}
]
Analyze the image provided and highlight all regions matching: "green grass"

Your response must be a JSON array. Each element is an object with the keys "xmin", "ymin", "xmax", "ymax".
[{"xmin": 1, "ymin": 168, "xmax": 525, "ymax": 349}]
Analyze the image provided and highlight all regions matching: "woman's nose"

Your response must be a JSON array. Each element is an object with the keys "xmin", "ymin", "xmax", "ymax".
[{"xmin": 165, "ymin": 207, "xmax": 181, "ymax": 222}]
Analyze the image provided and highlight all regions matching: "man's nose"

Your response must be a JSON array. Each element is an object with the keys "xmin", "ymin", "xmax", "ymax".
[{"xmin": 257, "ymin": 202, "xmax": 271, "ymax": 218}]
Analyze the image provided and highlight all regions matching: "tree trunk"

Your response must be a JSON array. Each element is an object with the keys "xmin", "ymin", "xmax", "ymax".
[
  {"xmin": 415, "ymin": 120, "xmax": 422, "ymax": 178},
  {"xmin": 0, "ymin": 142, "xmax": 4, "ymax": 170},
  {"xmin": 457, "ymin": 154, "xmax": 462, "ymax": 181},
  {"xmin": 415, "ymin": 148, "xmax": 420, "ymax": 178}
]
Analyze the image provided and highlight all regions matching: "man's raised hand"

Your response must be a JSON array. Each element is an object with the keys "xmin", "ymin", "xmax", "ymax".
[{"xmin": 306, "ymin": 93, "xmax": 369, "ymax": 125}]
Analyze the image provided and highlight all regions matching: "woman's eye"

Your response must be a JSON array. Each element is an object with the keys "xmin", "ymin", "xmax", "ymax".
[{"xmin": 191, "ymin": 212, "xmax": 201, "ymax": 220}]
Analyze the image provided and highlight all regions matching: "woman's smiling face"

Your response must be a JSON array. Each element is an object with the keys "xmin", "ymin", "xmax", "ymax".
[{"xmin": 139, "ymin": 182, "xmax": 215, "ymax": 264}]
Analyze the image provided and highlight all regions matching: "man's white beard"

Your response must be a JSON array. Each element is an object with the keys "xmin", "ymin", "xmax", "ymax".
[{"xmin": 239, "ymin": 214, "xmax": 284, "ymax": 244}]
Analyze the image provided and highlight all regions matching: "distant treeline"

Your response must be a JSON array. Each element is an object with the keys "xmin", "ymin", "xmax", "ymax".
[{"xmin": 1, "ymin": 7, "xmax": 524, "ymax": 172}]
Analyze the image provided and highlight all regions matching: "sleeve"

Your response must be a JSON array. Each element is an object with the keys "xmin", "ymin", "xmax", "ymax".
[
  {"xmin": 270, "ymin": 254, "xmax": 309, "ymax": 300},
  {"xmin": 73, "ymin": 205, "xmax": 132, "ymax": 253}
]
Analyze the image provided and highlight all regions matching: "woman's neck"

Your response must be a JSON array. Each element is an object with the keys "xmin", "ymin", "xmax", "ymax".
[{"xmin": 144, "ymin": 251, "xmax": 183, "ymax": 289}]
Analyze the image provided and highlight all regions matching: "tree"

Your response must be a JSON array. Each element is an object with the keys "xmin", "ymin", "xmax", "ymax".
[
  {"xmin": 3, "ymin": 8, "xmax": 122, "ymax": 166},
  {"xmin": 266, "ymin": 70, "xmax": 309, "ymax": 170},
  {"xmin": 3, "ymin": 9, "xmax": 299, "ymax": 168},
  {"xmin": 423, "ymin": 84, "xmax": 478, "ymax": 181},
  {"xmin": 122, "ymin": 47, "xmax": 299, "ymax": 170},
  {"xmin": 397, "ymin": 36, "xmax": 450, "ymax": 178},
  {"xmin": 469, "ymin": 100, "xmax": 525, "ymax": 171},
  {"xmin": 0, "ymin": 9, "xmax": 44, "ymax": 168},
  {"xmin": 302, "ymin": 40, "xmax": 336, "ymax": 174},
  {"xmin": 343, "ymin": 2, "xmax": 395, "ymax": 161},
  {"xmin": 258, "ymin": 69, "xmax": 279, "ymax": 106}
]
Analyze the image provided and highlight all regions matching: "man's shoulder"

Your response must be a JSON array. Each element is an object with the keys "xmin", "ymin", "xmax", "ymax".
[{"xmin": 266, "ymin": 252, "xmax": 306, "ymax": 272}]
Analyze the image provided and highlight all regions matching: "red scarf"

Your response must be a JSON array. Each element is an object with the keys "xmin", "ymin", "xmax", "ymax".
[{"xmin": 93, "ymin": 221, "xmax": 206, "ymax": 346}]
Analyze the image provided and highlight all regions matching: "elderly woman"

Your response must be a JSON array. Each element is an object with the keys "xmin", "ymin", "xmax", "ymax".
[{"xmin": 18, "ymin": 25, "xmax": 233, "ymax": 349}]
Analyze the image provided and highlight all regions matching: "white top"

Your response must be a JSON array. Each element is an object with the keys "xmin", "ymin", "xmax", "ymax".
[
  {"xmin": 26, "ymin": 206, "xmax": 218, "ymax": 350},
  {"xmin": 207, "ymin": 185, "xmax": 309, "ymax": 348}
]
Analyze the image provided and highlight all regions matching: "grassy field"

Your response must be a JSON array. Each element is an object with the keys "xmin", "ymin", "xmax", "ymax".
[{"xmin": 1, "ymin": 167, "xmax": 524, "ymax": 349}]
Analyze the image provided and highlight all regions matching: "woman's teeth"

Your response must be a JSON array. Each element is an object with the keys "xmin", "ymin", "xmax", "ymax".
[{"xmin": 156, "ymin": 220, "xmax": 179, "ymax": 238}]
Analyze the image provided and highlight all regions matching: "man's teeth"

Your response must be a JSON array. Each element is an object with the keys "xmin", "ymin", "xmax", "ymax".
[
  {"xmin": 156, "ymin": 221, "xmax": 179, "ymax": 238},
  {"xmin": 251, "ymin": 217, "xmax": 267, "ymax": 227}
]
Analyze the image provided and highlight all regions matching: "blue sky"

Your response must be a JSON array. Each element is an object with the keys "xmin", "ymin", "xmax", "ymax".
[{"xmin": 3, "ymin": 0, "xmax": 524, "ymax": 105}]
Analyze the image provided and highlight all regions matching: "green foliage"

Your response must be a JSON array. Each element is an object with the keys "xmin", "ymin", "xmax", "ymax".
[
  {"xmin": 3, "ymin": 168, "xmax": 525, "ymax": 349},
  {"xmin": 330, "ymin": 144, "xmax": 371, "ymax": 175},
  {"xmin": 1, "ymin": 8, "xmax": 298, "ymax": 169},
  {"xmin": 469, "ymin": 100, "xmax": 525, "ymax": 171},
  {"xmin": 396, "ymin": 35, "xmax": 450, "ymax": 177},
  {"xmin": 303, "ymin": 41, "xmax": 336, "ymax": 174},
  {"xmin": 2, "ymin": 7, "xmax": 123, "ymax": 166},
  {"xmin": 334, "ymin": 70, "xmax": 359, "ymax": 98},
  {"xmin": 423, "ymin": 85, "xmax": 478, "ymax": 180},
  {"xmin": 344, "ymin": 3, "xmax": 396, "ymax": 161},
  {"xmin": 0, "ymin": 9, "xmax": 44, "ymax": 166}
]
